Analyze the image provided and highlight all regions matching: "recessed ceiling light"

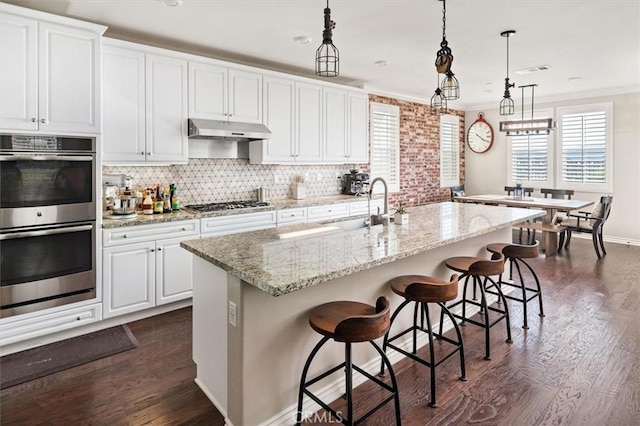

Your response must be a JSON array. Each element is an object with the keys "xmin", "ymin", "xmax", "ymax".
[
  {"xmin": 567, "ymin": 76, "xmax": 582, "ymax": 82},
  {"xmin": 514, "ymin": 65, "xmax": 552, "ymax": 75},
  {"xmin": 374, "ymin": 60, "xmax": 390, "ymax": 67},
  {"xmin": 293, "ymin": 36, "xmax": 312, "ymax": 45},
  {"xmin": 160, "ymin": 0, "xmax": 183, "ymax": 6}
]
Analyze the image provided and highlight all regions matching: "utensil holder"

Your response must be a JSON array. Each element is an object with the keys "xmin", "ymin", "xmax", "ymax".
[{"xmin": 292, "ymin": 182, "xmax": 306, "ymax": 200}]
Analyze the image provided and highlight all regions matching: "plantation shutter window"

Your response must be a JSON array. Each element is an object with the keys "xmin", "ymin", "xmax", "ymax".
[
  {"xmin": 510, "ymin": 133, "xmax": 549, "ymax": 183},
  {"xmin": 557, "ymin": 103, "xmax": 612, "ymax": 192},
  {"xmin": 370, "ymin": 102, "xmax": 400, "ymax": 193},
  {"xmin": 440, "ymin": 114, "xmax": 460, "ymax": 188}
]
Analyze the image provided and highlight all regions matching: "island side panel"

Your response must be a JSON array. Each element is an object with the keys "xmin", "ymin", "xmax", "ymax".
[
  {"xmin": 229, "ymin": 227, "xmax": 512, "ymax": 426},
  {"xmin": 192, "ymin": 256, "xmax": 228, "ymax": 417}
]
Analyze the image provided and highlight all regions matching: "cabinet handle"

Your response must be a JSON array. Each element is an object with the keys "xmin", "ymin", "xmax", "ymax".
[
  {"xmin": 150, "ymin": 248, "xmax": 155, "ymax": 252},
  {"xmin": 40, "ymin": 118, "xmax": 48, "ymax": 124},
  {"xmin": 31, "ymin": 118, "xmax": 37, "ymax": 122}
]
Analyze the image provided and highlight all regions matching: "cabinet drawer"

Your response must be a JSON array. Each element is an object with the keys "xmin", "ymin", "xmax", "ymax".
[
  {"xmin": 276, "ymin": 207, "xmax": 307, "ymax": 225},
  {"xmin": 201, "ymin": 210, "xmax": 277, "ymax": 236},
  {"xmin": 350, "ymin": 199, "xmax": 384, "ymax": 216},
  {"xmin": 307, "ymin": 203, "xmax": 350, "ymax": 222},
  {"xmin": 0, "ymin": 303, "xmax": 102, "ymax": 346},
  {"xmin": 103, "ymin": 220, "xmax": 199, "ymax": 247}
]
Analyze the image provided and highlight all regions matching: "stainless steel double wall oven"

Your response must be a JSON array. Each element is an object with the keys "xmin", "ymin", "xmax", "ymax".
[{"xmin": 0, "ymin": 134, "xmax": 97, "ymax": 318}]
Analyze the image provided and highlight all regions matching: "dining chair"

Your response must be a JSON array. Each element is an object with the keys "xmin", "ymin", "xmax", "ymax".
[
  {"xmin": 450, "ymin": 185, "xmax": 465, "ymax": 201},
  {"xmin": 558, "ymin": 195, "xmax": 613, "ymax": 259},
  {"xmin": 540, "ymin": 188, "xmax": 575, "ymax": 246},
  {"xmin": 504, "ymin": 186, "xmax": 534, "ymax": 243}
]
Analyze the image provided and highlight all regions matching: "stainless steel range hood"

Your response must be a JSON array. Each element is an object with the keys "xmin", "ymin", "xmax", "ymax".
[{"xmin": 188, "ymin": 118, "xmax": 271, "ymax": 142}]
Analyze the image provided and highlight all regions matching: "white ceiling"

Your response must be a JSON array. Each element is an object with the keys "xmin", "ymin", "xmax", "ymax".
[{"xmin": 6, "ymin": 0, "xmax": 640, "ymax": 110}]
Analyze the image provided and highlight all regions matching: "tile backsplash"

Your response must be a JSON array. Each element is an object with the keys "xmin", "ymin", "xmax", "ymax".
[{"xmin": 103, "ymin": 159, "xmax": 360, "ymax": 204}]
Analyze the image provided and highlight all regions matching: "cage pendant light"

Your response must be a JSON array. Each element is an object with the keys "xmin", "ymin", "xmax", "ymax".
[
  {"xmin": 436, "ymin": 0, "xmax": 459, "ymax": 100},
  {"xmin": 315, "ymin": 0, "xmax": 339, "ymax": 77},
  {"xmin": 430, "ymin": 73, "xmax": 447, "ymax": 115},
  {"xmin": 499, "ymin": 30, "xmax": 516, "ymax": 115}
]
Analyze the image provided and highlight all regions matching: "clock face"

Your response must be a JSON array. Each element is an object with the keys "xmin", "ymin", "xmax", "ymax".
[{"xmin": 467, "ymin": 119, "xmax": 494, "ymax": 153}]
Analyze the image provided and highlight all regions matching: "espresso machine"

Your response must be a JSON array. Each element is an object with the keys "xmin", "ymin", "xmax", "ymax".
[{"xmin": 342, "ymin": 170, "xmax": 370, "ymax": 195}]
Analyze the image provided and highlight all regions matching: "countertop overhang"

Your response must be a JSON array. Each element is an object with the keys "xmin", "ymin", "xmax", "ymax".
[{"xmin": 181, "ymin": 202, "xmax": 544, "ymax": 296}]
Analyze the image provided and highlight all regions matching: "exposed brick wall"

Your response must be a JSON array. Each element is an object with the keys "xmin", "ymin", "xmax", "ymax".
[{"xmin": 367, "ymin": 94, "xmax": 465, "ymax": 209}]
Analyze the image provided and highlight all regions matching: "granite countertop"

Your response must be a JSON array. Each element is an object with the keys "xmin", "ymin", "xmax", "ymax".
[
  {"xmin": 180, "ymin": 202, "xmax": 544, "ymax": 297},
  {"xmin": 100, "ymin": 194, "xmax": 380, "ymax": 228}
]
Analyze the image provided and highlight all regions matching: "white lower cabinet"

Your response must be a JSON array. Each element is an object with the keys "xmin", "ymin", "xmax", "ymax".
[
  {"xmin": 102, "ymin": 220, "xmax": 199, "ymax": 319},
  {"xmin": 200, "ymin": 210, "xmax": 277, "ymax": 236},
  {"xmin": 307, "ymin": 202, "xmax": 351, "ymax": 222}
]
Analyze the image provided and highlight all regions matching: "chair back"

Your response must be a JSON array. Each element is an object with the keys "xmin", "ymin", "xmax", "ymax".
[
  {"xmin": 505, "ymin": 186, "xmax": 533, "ymax": 196},
  {"xmin": 469, "ymin": 252, "xmax": 505, "ymax": 277},
  {"xmin": 405, "ymin": 274, "xmax": 459, "ymax": 303},
  {"xmin": 541, "ymin": 188, "xmax": 574, "ymax": 199},
  {"xmin": 450, "ymin": 185, "xmax": 465, "ymax": 201},
  {"xmin": 334, "ymin": 296, "xmax": 391, "ymax": 342},
  {"xmin": 502, "ymin": 240, "xmax": 540, "ymax": 259},
  {"xmin": 593, "ymin": 195, "xmax": 613, "ymax": 222}
]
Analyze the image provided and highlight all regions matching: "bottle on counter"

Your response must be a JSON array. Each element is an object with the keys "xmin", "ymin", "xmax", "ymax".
[
  {"xmin": 170, "ymin": 184, "xmax": 180, "ymax": 211},
  {"xmin": 163, "ymin": 187, "xmax": 172, "ymax": 213},
  {"xmin": 142, "ymin": 190, "xmax": 154, "ymax": 215}
]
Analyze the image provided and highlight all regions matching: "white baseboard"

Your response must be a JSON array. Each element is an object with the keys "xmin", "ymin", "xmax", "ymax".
[
  {"xmin": 569, "ymin": 233, "xmax": 640, "ymax": 247},
  {"xmin": 194, "ymin": 378, "xmax": 231, "ymax": 425},
  {"xmin": 260, "ymin": 292, "xmax": 503, "ymax": 426}
]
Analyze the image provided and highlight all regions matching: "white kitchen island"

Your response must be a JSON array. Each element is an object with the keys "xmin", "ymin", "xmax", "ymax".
[{"xmin": 180, "ymin": 202, "xmax": 543, "ymax": 426}]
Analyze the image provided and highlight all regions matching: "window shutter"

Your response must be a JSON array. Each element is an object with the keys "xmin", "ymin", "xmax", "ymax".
[
  {"xmin": 511, "ymin": 134, "xmax": 548, "ymax": 182},
  {"xmin": 561, "ymin": 111, "xmax": 607, "ymax": 184},
  {"xmin": 370, "ymin": 103, "xmax": 400, "ymax": 192},
  {"xmin": 440, "ymin": 114, "xmax": 459, "ymax": 187}
]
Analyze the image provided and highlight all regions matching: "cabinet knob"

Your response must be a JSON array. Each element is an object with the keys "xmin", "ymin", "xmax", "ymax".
[
  {"xmin": 182, "ymin": 227, "xmax": 186, "ymax": 231},
  {"xmin": 150, "ymin": 248, "xmax": 155, "ymax": 252},
  {"xmin": 123, "ymin": 235, "xmax": 127, "ymax": 238},
  {"xmin": 147, "ymin": 152, "xmax": 152, "ymax": 156},
  {"xmin": 141, "ymin": 152, "xmax": 145, "ymax": 155},
  {"xmin": 157, "ymin": 247, "xmax": 162, "ymax": 251},
  {"xmin": 40, "ymin": 118, "xmax": 48, "ymax": 124},
  {"xmin": 31, "ymin": 118, "xmax": 37, "ymax": 122}
]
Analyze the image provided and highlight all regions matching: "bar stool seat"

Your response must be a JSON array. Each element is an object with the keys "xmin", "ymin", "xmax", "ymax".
[
  {"xmin": 486, "ymin": 241, "xmax": 544, "ymax": 329},
  {"xmin": 296, "ymin": 297, "xmax": 402, "ymax": 425},
  {"xmin": 440, "ymin": 252, "xmax": 512, "ymax": 360},
  {"xmin": 382, "ymin": 274, "xmax": 466, "ymax": 408}
]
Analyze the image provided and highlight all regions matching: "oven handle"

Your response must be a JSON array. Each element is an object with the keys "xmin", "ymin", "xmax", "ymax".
[
  {"xmin": 0, "ymin": 154, "xmax": 94, "ymax": 162},
  {"xmin": 0, "ymin": 224, "xmax": 93, "ymax": 240}
]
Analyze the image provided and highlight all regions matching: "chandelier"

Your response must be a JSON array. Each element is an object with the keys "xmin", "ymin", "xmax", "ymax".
[{"xmin": 499, "ymin": 84, "xmax": 555, "ymax": 135}]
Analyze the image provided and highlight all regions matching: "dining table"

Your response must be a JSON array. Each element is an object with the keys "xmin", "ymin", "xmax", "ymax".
[{"xmin": 454, "ymin": 194, "xmax": 594, "ymax": 256}]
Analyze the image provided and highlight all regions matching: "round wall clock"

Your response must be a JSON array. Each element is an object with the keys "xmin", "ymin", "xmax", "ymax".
[{"xmin": 467, "ymin": 112, "xmax": 494, "ymax": 153}]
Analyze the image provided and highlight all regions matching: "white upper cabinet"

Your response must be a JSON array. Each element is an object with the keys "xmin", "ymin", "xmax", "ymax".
[
  {"xmin": 0, "ymin": 4, "xmax": 105, "ymax": 133},
  {"xmin": 323, "ymin": 89, "xmax": 369, "ymax": 163},
  {"xmin": 102, "ymin": 39, "xmax": 188, "ymax": 164},
  {"xmin": 188, "ymin": 62, "xmax": 262, "ymax": 124},
  {"xmin": 296, "ymin": 82, "xmax": 323, "ymax": 162},
  {"xmin": 260, "ymin": 76, "xmax": 296, "ymax": 162}
]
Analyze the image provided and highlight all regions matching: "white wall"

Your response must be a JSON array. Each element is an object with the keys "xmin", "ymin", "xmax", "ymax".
[{"xmin": 464, "ymin": 91, "xmax": 640, "ymax": 244}]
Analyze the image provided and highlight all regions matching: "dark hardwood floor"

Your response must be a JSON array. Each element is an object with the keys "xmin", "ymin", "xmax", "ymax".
[{"xmin": 1, "ymin": 236, "xmax": 638, "ymax": 425}]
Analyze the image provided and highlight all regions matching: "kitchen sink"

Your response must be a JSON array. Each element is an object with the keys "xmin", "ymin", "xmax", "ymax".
[{"xmin": 326, "ymin": 217, "xmax": 370, "ymax": 231}]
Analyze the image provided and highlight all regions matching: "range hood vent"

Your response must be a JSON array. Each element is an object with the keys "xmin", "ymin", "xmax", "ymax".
[{"xmin": 188, "ymin": 118, "xmax": 271, "ymax": 142}]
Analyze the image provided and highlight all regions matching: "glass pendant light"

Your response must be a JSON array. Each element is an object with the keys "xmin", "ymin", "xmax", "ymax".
[
  {"xmin": 441, "ymin": 70, "xmax": 460, "ymax": 100},
  {"xmin": 500, "ymin": 30, "xmax": 516, "ymax": 116},
  {"xmin": 315, "ymin": 0, "xmax": 339, "ymax": 77}
]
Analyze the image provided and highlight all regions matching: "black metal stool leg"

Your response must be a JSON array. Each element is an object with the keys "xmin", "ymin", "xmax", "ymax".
[
  {"xmin": 521, "ymin": 258, "xmax": 545, "ymax": 318},
  {"xmin": 345, "ymin": 342, "xmax": 353, "ymax": 425},
  {"xmin": 423, "ymin": 303, "xmax": 438, "ymax": 408},
  {"xmin": 381, "ymin": 299, "xmax": 411, "ymax": 376},
  {"xmin": 478, "ymin": 276, "xmax": 491, "ymax": 360},
  {"xmin": 370, "ymin": 340, "xmax": 402, "ymax": 425},
  {"xmin": 487, "ymin": 276, "xmax": 513, "ymax": 344},
  {"xmin": 296, "ymin": 336, "xmax": 330, "ymax": 425},
  {"xmin": 513, "ymin": 259, "xmax": 529, "ymax": 329},
  {"xmin": 439, "ymin": 303, "xmax": 467, "ymax": 381}
]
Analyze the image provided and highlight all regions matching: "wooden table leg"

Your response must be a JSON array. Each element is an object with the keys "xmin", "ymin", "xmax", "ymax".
[{"xmin": 542, "ymin": 209, "xmax": 558, "ymax": 256}]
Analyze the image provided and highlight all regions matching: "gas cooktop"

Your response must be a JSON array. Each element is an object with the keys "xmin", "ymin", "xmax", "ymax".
[{"xmin": 185, "ymin": 201, "xmax": 270, "ymax": 213}]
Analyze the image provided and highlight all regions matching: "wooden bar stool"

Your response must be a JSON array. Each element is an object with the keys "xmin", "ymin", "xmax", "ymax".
[
  {"xmin": 380, "ymin": 274, "xmax": 466, "ymax": 408},
  {"xmin": 295, "ymin": 296, "xmax": 402, "ymax": 426},
  {"xmin": 486, "ymin": 241, "xmax": 544, "ymax": 329},
  {"xmin": 439, "ymin": 252, "xmax": 512, "ymax": 360}
]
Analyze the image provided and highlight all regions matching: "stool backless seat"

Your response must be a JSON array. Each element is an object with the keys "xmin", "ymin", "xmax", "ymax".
[
  {"xmin": 486, "ymin": 241, "xmax": 544, "ymax": 329},
  {"xmin": 381, "ymin": 274, "xmax": 466, "ymax": 408},
  {"xmin": 440, "ymin": 252, "xmax": 512, "ymax": 360},
  {"xmin": 296, "ymin": 296, "xmax": 401, "ymax": 425}
]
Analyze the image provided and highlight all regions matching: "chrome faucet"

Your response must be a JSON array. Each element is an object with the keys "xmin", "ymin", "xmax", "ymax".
[{"xmin": 368, "ymin": 177, "xmax": 390, "ymax": 227}]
